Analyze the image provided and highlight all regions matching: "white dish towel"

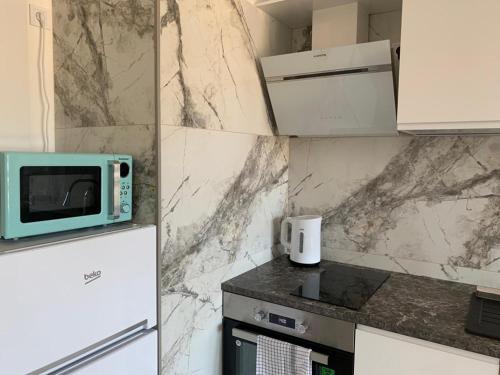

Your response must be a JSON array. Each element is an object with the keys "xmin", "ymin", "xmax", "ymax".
[{"xmin": 256, "ymin": 335, "xmax": 312, "ymax": 375}]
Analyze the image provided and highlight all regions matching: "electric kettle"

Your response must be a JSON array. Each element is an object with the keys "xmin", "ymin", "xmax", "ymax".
[{"xmin": 280, "ymin": 215, "xmax": 322, "ymax": 265}]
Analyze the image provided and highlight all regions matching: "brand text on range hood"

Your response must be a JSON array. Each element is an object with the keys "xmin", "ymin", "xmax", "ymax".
[{"xmin": 261, "ymin": 40, "xmax": 397, "ymax": 137}]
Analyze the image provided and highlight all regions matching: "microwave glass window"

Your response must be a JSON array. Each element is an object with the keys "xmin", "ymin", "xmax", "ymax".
[{"xmin": 20, "ymin": 167, "xmax": 101, "ymax": 223}]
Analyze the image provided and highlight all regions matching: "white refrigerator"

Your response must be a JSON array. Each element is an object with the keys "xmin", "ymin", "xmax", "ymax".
[{"xmin": 0, "ymin": 225, "xmax": 158, "ymax": 374}]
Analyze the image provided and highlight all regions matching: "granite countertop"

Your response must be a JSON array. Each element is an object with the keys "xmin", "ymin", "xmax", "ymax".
[{"xmin": 222, "ymin": 255, "xmax": 500, "ymax": 359}]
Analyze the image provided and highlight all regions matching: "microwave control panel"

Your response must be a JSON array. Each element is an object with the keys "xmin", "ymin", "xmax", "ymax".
[
  {"xmin": 120, "ymin": 181, "xmax": 132, "ymax": 214},
  {"xmin": 118, "ymin": 160, "xmax": 132, "ymax": 217}
]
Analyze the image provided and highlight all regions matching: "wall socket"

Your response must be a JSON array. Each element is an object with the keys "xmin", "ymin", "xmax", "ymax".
[{"xmin": 29, "ymin": 4, "xmax": 50, "ymax": 29}]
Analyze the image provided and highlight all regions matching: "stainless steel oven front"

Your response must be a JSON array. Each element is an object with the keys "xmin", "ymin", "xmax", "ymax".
[{"xmin": 223, "ymin": 292, "xmax": 355, "ymax": 375}]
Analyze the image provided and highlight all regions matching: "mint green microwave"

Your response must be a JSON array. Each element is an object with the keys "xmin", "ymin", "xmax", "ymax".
[{"xmin": 0, "ymin": 152, "xmax": 132, "ymax": 239}]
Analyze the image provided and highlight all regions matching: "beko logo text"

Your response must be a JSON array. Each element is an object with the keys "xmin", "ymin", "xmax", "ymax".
[{"xmin": 84, "ymin": 271, "xmax": 102, "ymax": 285}]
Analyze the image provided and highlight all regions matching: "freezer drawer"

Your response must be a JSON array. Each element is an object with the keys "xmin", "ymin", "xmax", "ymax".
[
  {"xmin": 0, "ymin": 226, "xmax": 157, "ymax": 375},
  {"xmin": 56, "ymin": 330, "xmax": 158, "ymax": 375}
]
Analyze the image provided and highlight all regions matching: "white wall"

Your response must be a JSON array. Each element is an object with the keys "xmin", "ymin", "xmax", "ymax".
[
  {"xmin": 0, "ymin": 0, "xmax": 54, "ymax": 152},
  {"xmin": 241, "ymin": 0, "xmax": 292, "ymax": 57}
]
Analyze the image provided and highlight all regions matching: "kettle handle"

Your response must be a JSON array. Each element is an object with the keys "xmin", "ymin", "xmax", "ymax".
[{"xmin": 280, "ymin": 218, "xmax": 292, "ymax": 252}]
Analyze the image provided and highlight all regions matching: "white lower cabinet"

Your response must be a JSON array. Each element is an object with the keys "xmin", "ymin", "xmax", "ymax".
[{"xmin": 354, "ymin": 325, "xmax": 499, "ymax": 375}]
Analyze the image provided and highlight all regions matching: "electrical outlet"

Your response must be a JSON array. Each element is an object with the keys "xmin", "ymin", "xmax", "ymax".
[{"xmin": 29, "ymin": 4, "xmax": 50, "ymax": 29}]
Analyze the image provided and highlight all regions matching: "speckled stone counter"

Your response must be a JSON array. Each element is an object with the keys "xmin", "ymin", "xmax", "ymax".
[{"xmin": 222, "ymin": 255, "xmax": 500, "ymax": 359}]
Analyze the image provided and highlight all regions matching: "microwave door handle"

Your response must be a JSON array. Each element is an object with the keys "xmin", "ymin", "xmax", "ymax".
[
  {"xmin": 109, "ymin": 161, "xmax": 121, "ymax": 219},
  {"xmin": 231, "ymin": 328, "xmax": 329, "ymax": 366}
]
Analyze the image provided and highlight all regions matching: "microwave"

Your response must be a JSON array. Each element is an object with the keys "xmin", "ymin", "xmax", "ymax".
[{"xmin": 0, "ymin": 152, "xmax": 132, "ymax": 239}]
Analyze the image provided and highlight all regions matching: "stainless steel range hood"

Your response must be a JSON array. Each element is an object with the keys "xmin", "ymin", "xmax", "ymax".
[{"xmin": 261, "ymin": 40, "xmax": 397, "ymax": 137}]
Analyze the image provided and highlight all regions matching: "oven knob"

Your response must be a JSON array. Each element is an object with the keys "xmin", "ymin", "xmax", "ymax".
[
  {"xmin": 254, "ymin": 311, "xmax": 267, "ymax": 322},
  {"xmin": 296, "ymin": 323, "xmax": 308, "ymax": 334},
  {"xmin": 121, "ymin": 204, "xmax": 130, "ymax": 214}
]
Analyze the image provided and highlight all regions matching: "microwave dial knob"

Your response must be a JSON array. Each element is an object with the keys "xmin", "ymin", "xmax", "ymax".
[
  {"xmin": 120, "ymin": 162, "xmax": 130, "ymax": 178},
  {"xmin": 121, "ymin": 204, "xmax": 131, "ymax": 214},
  {"xmin": 254, "ymin": 311, "xmax": 266, "ymax": 322}
]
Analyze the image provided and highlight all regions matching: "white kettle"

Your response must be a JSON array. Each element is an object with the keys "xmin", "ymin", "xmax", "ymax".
[{"xmin": 280, "ymin": 215, "xmax": 322, "ymax": 265}]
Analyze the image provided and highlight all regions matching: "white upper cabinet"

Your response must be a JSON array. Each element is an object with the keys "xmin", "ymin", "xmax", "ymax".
[{"xmin": 397, "ymin": 0, "xmax": 500, "ymax": 134}]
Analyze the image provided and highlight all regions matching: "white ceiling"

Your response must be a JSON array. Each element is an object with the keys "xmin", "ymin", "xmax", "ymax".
[{"xmin": 256, "ymin": 0, "xmax": 403, "ymax": 28}]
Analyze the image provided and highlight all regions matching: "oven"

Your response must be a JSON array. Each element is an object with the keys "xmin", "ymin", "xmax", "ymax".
[
  {"xmin": 0, "ymin": 152, "xmax": 132, "ymax": 239},
  {"xmin": 223, "ymin": 292, "xmax": 354, "ymax": 375}
]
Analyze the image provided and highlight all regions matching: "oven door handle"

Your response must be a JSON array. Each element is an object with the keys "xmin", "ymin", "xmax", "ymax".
[{"xmin": 232, "ymin": 328, "xmax": 329, "ymax": 366}]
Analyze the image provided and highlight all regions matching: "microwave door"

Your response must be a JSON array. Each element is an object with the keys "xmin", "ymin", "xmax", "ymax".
[{"xmin": 20, "ymin": 166, "xmax": 102, "ymax": 223}]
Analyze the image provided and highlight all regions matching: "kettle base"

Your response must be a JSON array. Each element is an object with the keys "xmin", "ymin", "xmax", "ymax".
[{"xmin": 288, "ymin": 256, "xmax": 320, "ymax": 267}]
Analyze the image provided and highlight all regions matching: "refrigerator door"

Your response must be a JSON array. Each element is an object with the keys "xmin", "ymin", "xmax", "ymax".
[
  {"xmin": 0, "ymin": 226, "xmax": 157, "ymax": 375},
  {"xmin": 54, "ymin": 330, "xmax": 158, "ymax": 375}
]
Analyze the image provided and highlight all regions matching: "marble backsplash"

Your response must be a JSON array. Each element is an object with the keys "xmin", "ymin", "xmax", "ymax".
[
  {"xmin": 160, "ymin": 127, "xmax": 288, "ymax": 374},
  {"xmin": 289, "ymin": 136, "xmax": 500, "ymax": 288},
  {"xmin": 55, "ymin": 125, "xmax": 156, "ymax": 224},
  {"xmin": 291, "ymin": 26, "xmax": 312, "ymax": 52},
  {"xmin": 159, "ymin": 1, "xmax": 291, "ymax": 374},
  {"xmin": 52, "ymin": 0, "xmax": 157, "ymax": 224},
  {"xmin": 160, "ymin": 0, "xmax": 290, "ymax": 134},
  {"xmin": 53, "ymin": 0, "xmax": 155, "ymax": 128}
]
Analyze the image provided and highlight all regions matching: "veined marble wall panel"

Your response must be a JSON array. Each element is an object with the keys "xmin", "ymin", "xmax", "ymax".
[
  {"xmin": 55, "ymin": 125, "xmax": 156, "ymax": 224},
  {"xmin": 160, "ymin": 250, "xmax": 274, "ymax": 375},
  {"xmin": 289, "ymin": 136, "xmax": 500, "ymax": 288},
  {"xmin": 291, "ymin": 26, "xmax": 312, "ymax": 52},
  {"xmin": 160, "ymin": 126, "xmax": 288, "ymax": 374},
  {"xmin": 53, "ymin": 0, "xmax": 155, "ymax": 128},
  {"xmin": 160, "ymin": 0, "xmax": 291, "ymax": 134},
  {"xmin": 159, "ymin": 2, "xmax": 291, "ymax": 373},
  {"xmin": 53, "ymin": 0, "xmax": 157, "ymax": 224},
  {"xmin": 160, "ymin": 126, "xmax": 288, "ymax": 290}
]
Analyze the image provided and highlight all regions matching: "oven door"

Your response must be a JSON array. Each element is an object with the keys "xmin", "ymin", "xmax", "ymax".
[{"xmin": 223, "ymin": 318, "xmax": 354, "ymax": 375}]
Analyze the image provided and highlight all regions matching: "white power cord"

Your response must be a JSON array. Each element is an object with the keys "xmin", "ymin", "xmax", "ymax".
[{"xmin": 36, "ymin": 11, "xmax": 50, "ymax": 152}]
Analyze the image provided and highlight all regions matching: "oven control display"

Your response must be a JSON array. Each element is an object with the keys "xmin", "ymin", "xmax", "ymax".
[{"xmin": 268, "ymin": 313, "xmax": 295, "ymax": 329}]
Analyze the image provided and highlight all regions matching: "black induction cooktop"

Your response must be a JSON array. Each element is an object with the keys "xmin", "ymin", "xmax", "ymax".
[{"xmin": 291, "ymin": 264, "xmax": 390, "ymax": 310}]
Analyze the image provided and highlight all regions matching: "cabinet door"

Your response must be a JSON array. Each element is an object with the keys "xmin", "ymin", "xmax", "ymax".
[
  {"xmin": 397, "ymin": 0, "xmax": 500, "ymax": 133},
  {"xmin": 0, "ymin": 226, "xmax": 157, "ymax": 374},
  {"xmin": 354, "ymin": 326, "xmax": 499, "ymax": 375}
]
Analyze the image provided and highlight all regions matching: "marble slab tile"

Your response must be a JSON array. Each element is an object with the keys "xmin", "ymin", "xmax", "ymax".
[
  {"xmin": 160, "ymin": 0, "xmax": 287, "ymax": 134},
  {"xmin": 291, "ymin": 26, "xmax": 312, "ymax": 53},
  {"xmin": 325, "ymin": 248, "xmax": 500, "ymax": 289},
  {"xmin": 53, "ymin": 0, "xmax": 155, "ymax": 128},
  {"xmin": 160, "ymin": 250, "xmax": 273, "ymax": 375},
  {"xmin": 159, "ymin": 124, "xmax": 288, "ymax": 375},
  {"xmin": 289, "ymin": 136, "xmax": 500, "ymax": 282},
  {"xmin": 56, "ymin": 125, "xmax": 157, "ymax": 224},
  {"xmin": 160, "ymin": 125, "xmax": 288, "ymax": 291}
]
